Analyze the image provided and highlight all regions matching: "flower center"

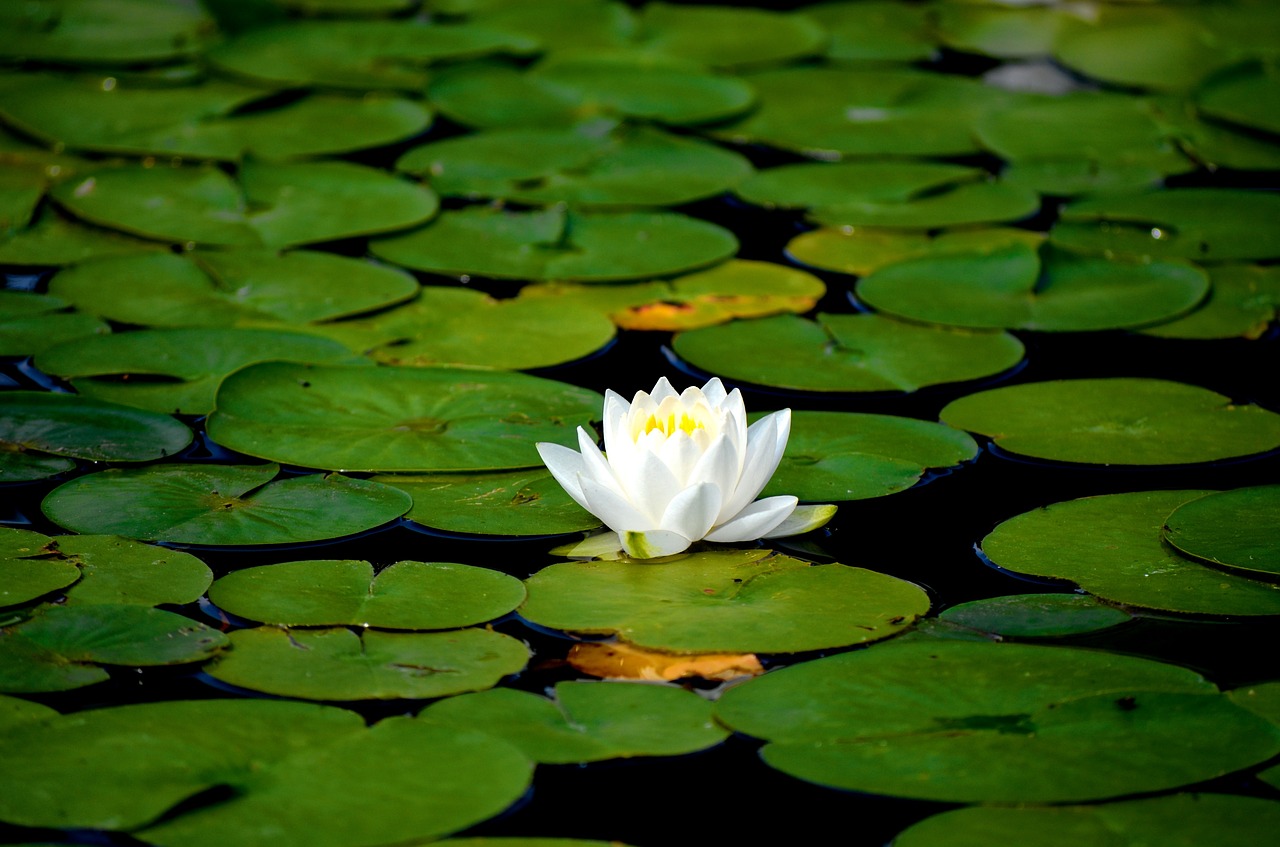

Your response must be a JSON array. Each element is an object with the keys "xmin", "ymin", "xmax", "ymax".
[{"xmin": 641, "ymin": 411, "xmax": 704, "ymax": 437}]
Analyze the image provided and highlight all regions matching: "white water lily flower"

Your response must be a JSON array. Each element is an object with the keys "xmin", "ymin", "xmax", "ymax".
[{"xmin": 536, "ymin": 377, "xmax": 837, "ymax": 559}]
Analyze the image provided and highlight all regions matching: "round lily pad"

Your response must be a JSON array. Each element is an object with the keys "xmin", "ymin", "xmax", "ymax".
[
  {"xmin": 0, "ymin": 604, "xmax": 227, "ymax": 693},
  {"xmin": 0, "ymin": 290, "xmax": 110, "ymax": 358},
  {"xmin": 371, "ymin": 470, "xmax": 601, "ymax": 536},
  {"xmin": 47, "ymin": 249, "xmax": 418, "ymax": 328},
  {"xmin": 209, "ymin": 559, "xmax": 525, "ymax": 629},
  {"xmin": 0, "ymin": 391, "xmax": 193, "ymax": 481},
  {"xmin": 892, "ymin": 793, "xmax": 1280, "ymax": 847},
  {"xmin": 1198, "ymin": 61, "xmax": 1280, "ymax": 135},
  {"xmin": 52, "ymin": 160, "xmax": 438, "ymax": 248},
  {"xmin": 420, "ymin": 680, "xmax": 727, "ymax": 764},
  {"xmin": 671, "ymin": 313, "xmax": 1025, "ymax": 393},
  {"xmin": 940, "ymin": 378, "xmax": 1280, "ymax": 465},
  {"xmin": 786, "ymin": 226, "xmax": 1045, "ymax": 279},
  {"xmin": 936, "ymin": 593, "xmax": 1133, "ymax": 639},
  {"xmin": 807, "ymin": 1, "xmax": 935, "ymax": 63},
  {"xmin": 311, "ymin": 286, "xmax": 616, "ymax": 369},
  {"xmin": 370, "ymin": 205, "xmax": 736, "ymax": 282},
  {"xmin": 206, "ymin": 626, "xmax": 529, "ymax": 701},
  {"xmin": 1051, "ymin": 189, "xmax": 1280, "ymax": 262},
  {"xmin": 714, "ymin": 639, "xmax": 1278, "ymax": 803},
  {"xmin": 1141, "ymin": 264, "xmax": 1280, "ymax": 340},
  {"xmin": 981, "ymin": 490, "xmax": 1280, "ymax": 617},
  {"xmin": 397, "ymin": 124, "xmax": 751, "ymax": 208},
  {"xmin": 856, "ymin": 243, "xmax": 1209, "ymax": 331},
  {"xmin": 1163, "ymin": 486, "xmax": 1280, "ymax": 578},
  {"xmin": 757, "ymin": 410, "xmax": 977, "ymax": 502},
  {"xmin": 206, "ymin": 362, "xmax": 602, "ymax": 472},
  {"xmin": 0, "ymin": 528, "xmax": 79, "ymax": 608},
  {"xmin": 41, "ymin": 463, "xmax": 411, "ymax": 545},
  {"xmin": 520, "ymin": 550, "xmax": 930, "ymax": 654},
  {"xmin": 0, "ymin": 0, "xmax": 215, "ymax": 64}
]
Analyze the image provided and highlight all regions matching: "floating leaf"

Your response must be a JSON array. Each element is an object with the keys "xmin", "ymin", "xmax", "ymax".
[
  {"xmin": 982, "ymin": 490, "xmax": 1280, "ymax": 617},
  {"xmin": 458, "ymin": 0, "xmax": 633, "ymax": 54},
  {"xmin": 940, "ymin": 378, "xmax": 1280, "ymax": 465},
  {"xmin": 672, "ymin": 313, "xmax": 1024, "ymax": 393},
  {"xmin": 630, "ymin": 3, "xmax": 825, "ymax": 69},
  {"xmin": 0, "ymin": 207, "xmax": 163, "ymax": 267},
  {"xmin": 209, "ymin": 559, "xmax": 525, "ymax": 629},
  {"xmin": 1163, "ymin": 486, "xmax": 1280, "ymax": 578},
  {"xmin": 566, "ymin": 640, "xmax": 762, "ymax": 682},
  {"xmin": 1198, "ymin": 61, "xmax": 1280, "ymax": 135},
  {"xmin": 936, "ymin": 3, "xmax": 1081, "ymax": 59},
  {"xmin": 0, "ymin": 528, "xmax": 79, "ymax": 608},
  {"xmin": 1141, "ymin": 264, "xmax": 1280, "ymax": 340},
  {"xmin": 206, "ymin": 626, "xmax": 529, "ymax": 701},
  {"xmin": 0, "ymin": 0, "xmax": 216, "ymax": 64},
  {"xmin": 786, "ymin": 226, "xmax": 1045, "ymax": 278},
  {"xmin": 0, "ymin": 291, "xmax": 109, "ymax": 358},
  {"xmin": 0, "ymin": 693, "xmax": 57, "ymax": 730},
  {"xmin": 937, "ymin": 594, "xmax": 1132, "ymax": 639},
  {"xmin": 1228, "ymin": 681, "xmax": 1280, "ymax": 728},
  {"xmin": 371, "ymin": 205, "xmax": 736, "ymax": 282},
  {"xmin": 520, "ymin": 550, "xmax": 930, "ymax": 654},
  {"xmin": 420, "ymin": 681, "xmax": 727, "ymax": 763},
  {"xmin": 807, "ymin": 1, "xmax": 935, "ymax": 63},
  {"xmin": 206, "ymin": 362, "xmax": 602, "ymax": 472},
  {"xmin": 42, "ymin": 463, "xmax": 411, "ymax": 545}
]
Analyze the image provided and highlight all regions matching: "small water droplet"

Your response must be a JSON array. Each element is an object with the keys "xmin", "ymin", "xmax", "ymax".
[
  {"xmin": 101, "ymin": 77, "xmax": 117, "ymax": 92},
  {"xmin": 1150, "ymin": 227, "xmax": 1168, "ymax": 240}
]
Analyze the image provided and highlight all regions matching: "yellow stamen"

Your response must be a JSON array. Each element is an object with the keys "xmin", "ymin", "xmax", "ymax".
[{"xmin": 642, "ymin": 412, "xmax": 704, "ymax": 436}]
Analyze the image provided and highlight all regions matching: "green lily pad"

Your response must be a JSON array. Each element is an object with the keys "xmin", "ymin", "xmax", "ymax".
[
  {"xmin": 206, "ymin": 362, "xmax": 602, "ymax": 472},
  {"xmin": 0, "ymin": 0, "xmax": 216, "ymax": 64},
  {"xmin": 936, "ymin": 3, "xmax": 1081, "ymax": 59},
  {"xmin": 715, "ymin": 639, "xmax": 1277, "ymax": 802},
  {"xmin": 420, "ymin": 680, "xmax": 727, "ymax": 764},
  {"xmin": 786, "ymin": 226, "xmax": 1045, "ymax": 279},
  {"xmin": 937, "ymin": 593, "xmax": 1133, "ymax": 639},
  {"xmin": 892, "ymin": 794, "xmax": 1280, "ymax": 847},
  {"xmin": 1198, "ymin": 61, "xmax": 1280, "ymax": 135},
  {"xmin": 0, "ymin": 604, "xmax": 227, "ymax": 693},
  {"xmin": 48, "ymin": 249, "xmax": 418, "ymax": 328},
  {"xmin": 758, "ymin": 410, "xmax": 977, "ymax": 502},
  {"xmin": 671, "ymin": 313, "xmax": 1025, "ymax": 393},
  {"xmin": 1000, "ymin": 159, "xmax": 1166, "ymax": 198},
  {"xmin": 629, "ymin": 3, "xmax": 825, "ymax": 70},
  {"xmin": 370, "ymin": 205, "xmax": 736, "ymax": 282},
  {"xmin": 41, "ymin": 463, "xmax": 411, "ymax": 545},
  {"xmin": 456, "ymin": 0, "xmax": 633, "ymax": 54},
  {"xmin": 981, "ymin": 490, "xmax": 1280, "ymax": 617},
  {"xmin": 0, "ymin": 693, "xmax": 57, "ymax": 730},
  {"xmin": 52, "ymin": 160, "xmax": 438, "ymax": 248},
  {"xmin": 209, "ymin": 559, "xmax": 525, "ymax": 629},
  {"xmin": 311, "ymin": 286, "xmax": 615, "ymax": 369},
  {"xmin": 0, "ymin": 73, "xmax": 432, "ymax": 162},
  {"xmin": 0, "ymin": 163, "xmax": 44, "ymax": 235},
  {"xmin": 208, "ymin": 20, "xmax": 538, "ymax": 90},
  {"xmin": 0, "ymin": 291, "xmax": 109, "ymax": 357},
  {"xmin": 520, "ymin": 550, "xmax": 930, "ymax": 654},
  {"xmin": 206, "ymin": 626, "xmax": 529, "ymax": 701},
  {"xmin": 0, "ymin": 207, "xmax": 164, "ymax": 267},
  {"xmin": 0, "ymin": 528, "xmax": 80, "ymax": 608},
  {"xmin": 0, "ymin": 391, "xmax": 192, "ymax": 484},
  {"xmin": 1141, "ymin": 264, "xmax": 1280, "ymax": 340},
  {"xmin": 34, "ymin": 327, "xmax": 363, "ymax": 416},
  {"xmin": 714, "ymin": 67, "xmax": 1014, "ymax": 159},
  {"xmin": 939, "ymin": 378, "xmax": 1280, "ymax": 465},
  {"xmin": 371, "ymin": 470, "xmax": 601, "ymax": 536},
  {"xmin": 1051, "ymin": 189, "xmax": 1280, "ymax": 262},
  {"xmin": 515, "ymin": 259, "xmax": 825, "ymax": 331},
  {"xmin": 1163, "ymin": 486, "xmax": 1280, "ymax": 578},
  {"xmin": 1228, "ymin": 681, "xmax": 1280, "ymax": 727},
  {"xmin": 397, "ymin": 125, "xmax": 751, "ymax": 208},
  {"xmin": 807, "ymin": 1, "xmax": 935, "ymax": 63},
  {"xmin": 856, "ymin": 243, "xmax": 1209, "ymax": 331}
]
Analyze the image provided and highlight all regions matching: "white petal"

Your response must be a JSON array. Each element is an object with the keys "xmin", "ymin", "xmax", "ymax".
[
  {"xmin": 685, "ymin": 434, "xmax": 742, "ymax": 521},
  {"xmin": 576, "ymin": 427, "xmax": 626, "ymax": 498},
  {"xmin": 721, "ymin": 413, "xmax": 782, "ymax": 518},
  {"xmin": 621, "ymin": 528, "xmax": 692, "ymax": 559},
  {"xmin": 649, "ymin": 376, "xmax": 679, "ymax": 402},
  {"xmin": 701, "ymin": 378, "xmax": 727, "ymax": 405},
  {"xmin": 763, "ymin": 504, "xmax": 838, "ymax": 539},
  {"xmin": 579, "ymin": 476, "xmax": 653, "ymax": 532},
  {"xmin": 617, "ymin": 443, "xmax": 684, "ymax": 523},
  {"xmin": 657, "ymin": 430, "xmax": 702, "ymax": 483},
  {"xmin": 536, "ymin": 440, "xmax": 589, "ymax": 507},
  {"xmin": 602, "ymin": 390, "xmax": 629, "ymax": 451},
  {"xmin": 659, "ymin": 481, "xmax": 722, "ymax": 543},
  {"xmin": 704, "ymin": 495, "xmax": 798, "ymax": 543}
]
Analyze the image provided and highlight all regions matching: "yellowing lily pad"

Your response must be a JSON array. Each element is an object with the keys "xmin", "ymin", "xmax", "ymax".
[{"xmin": 1163, "ymin": 486, "xmax": 1280, "ymax": 578}]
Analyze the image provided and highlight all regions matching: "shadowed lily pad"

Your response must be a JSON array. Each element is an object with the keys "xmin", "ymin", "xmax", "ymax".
[
  {"xmin": 1141, "ymin": 264, "xmax": 1280, "ymax": 340},
  {"xmin": 1198, "ymin": 61, "xmax": 1280, "ymax": 135},
  {"xmin": 209, "ymin": 559, "xmax": 525, "ymax": 629},
  {"xmin": 0, "ymin": 528, "xmax": 79, "ymax": 608},
  {"xmin": 1163, "ymin": 486, "xmax": 1280, "ymax": 578},
  {"xmin": 981, "ymin": 490, "xmax": 1280, "ymax": 617},
  {"xmin": 0, "ymin": 291, "xmax": 109, "ymax": 357},
  {"xmin": 808, "ymin": 1, "xmax": 934, "ymax": 63},
  {"xmin": 937, "ymin": 593, "xmax": 1132, "ymax": 639},
  {"xmin": 206, "ymin": 362, "xmax": 602, "ymax": 472},
  {"xmin": 42, "ymin": 463, "xmax": 411, "ymax": 545},
  {"xmin": 0, "ymin": 207, "xmax": 163, "ymax": 267},
  {"xmin": 420, "ymin": 680, "xmax": 727, "ymax": 763},
  {"xmin": 0, "ymin": 0, "xmax": 216, "ymax": 64}
]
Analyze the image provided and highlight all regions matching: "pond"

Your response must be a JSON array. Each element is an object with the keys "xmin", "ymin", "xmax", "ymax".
[{"xmin": 1, "ymin": 1, "xmax": 1279, "ymax": 845}]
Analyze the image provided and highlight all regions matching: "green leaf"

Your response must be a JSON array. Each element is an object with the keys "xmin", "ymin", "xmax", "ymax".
[
  {"xmin": 0, "ymin": 207, "xmax": 164, "ymax": 267},
  {"xmin": 786, "ymin": 226, "xmax": 1044, "ymax": 278},
  {"xmin": 808, "ymin": 1, "xmax": 935, "ymax": 63},
  {"xmin": 936, "ymin": 593, "xmax": 1132, "ymax": 639},
  {"xmin": 0, "ymin": 528, "xmax": 79, "ymax": 608},
  {"xmin": 1163, "ymin": 485, "xmax": 1280, "ymax": 578},
  {"xmin": 0, "ymin": 392, "xmax": 193, "ymax": 469},
  {"xmin": 1198, "ymin": 61, "xmax": 1280, "ymax": 135},
  {"xmin": 16, "ymin": 533, "xmax": 212, "ymax": 608},
  {"xmin": 631, "ymin": 3, "xmax": 825, "ymax": 70},
  {"xmin": 1141, "ymin": 264, "xmax": 1280, "ymax": 340},
  {"xmin": 0, "ymin": 291, "xmax": 109, "ymax": 358},
  {"xmin": 0, "ymin": 0, "xmax": 216, "ymax": 64}
]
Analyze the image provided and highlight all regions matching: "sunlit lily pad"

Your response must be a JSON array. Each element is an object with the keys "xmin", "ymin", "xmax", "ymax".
[
  {"xmin": 206, "ymin": 362, "xmax": 602, "ymax": 472},
  {"xmin": 520, "ymin": 550, "xmax": 930, "ymax": 654},
  {"xmin": 209, "ymin": 559, "xmax": 525, "ymax": 629},
  {"xmin": 0, "ymin": 604, "xmax": 227, "ymax": 693},
  {"xmin": 786, "ymin": 226, "xmax": 1045, "ymax": 278},
  {"xmin": 807, "ymin": 1, "xmax": 934, "ymax": 63},
  {"xmin": 420, "ymin": 680, "xmax": 727, "ymax": 763},
  {"xmin": 371, "ymin": 470, "xmax": 601, "ymax": 536},
  {"xmin": 672, "ymin": 313, "xmax": 1025, "ymax": 393},
  {"xmin": 715, "ymin": 639, "xmax": 1277, "ymax": 802},
  {"xmin": 208, "ymin": 20, "xmax": 538, "ymax": 90},
  {"xmin": 52, "ymin": 160, "xmax": 439, "ymax": 248},
  {"xmin": 1163, "ymin": 486, "xmax": 1280, "ymax": 578},
  {"xmin": 0, "ymin": 207, "xmax": 164, "ymax": 267},
  {"xmin": 0, "ymin": 391, "xmax": 192, "ymax": 482},
  {"xmin": 311, "ymin": 286, "xmax": 615, "ymax": 369},
  {"xmin": 47, "ymin": 249, "xmax": 418, "ymax": 328},
  {"xmin": 892, "ymin": 794, "xmax": 1280, "ymax": 847},
  {"xmin": 856, "ymin": 243, "xmax": 1209, "ymax": 331},
  {"xmin": 981, "ymin": 490, "xmax": 1280, "ymax": 617},
  {"xmin": 936, "ymin": 593, "xmax": 1132, "ymax": 639},
  {"xmin": 42, "ymin": 463, "xmax": 411, "ymax": 545},
  {"xmin": 940, "ymin": 378, "xmax": 1280, "ymax": 465},
  {"xmin": 0, "ymin": 0, "xmax": 216, "ymax": 64},
  {"xmin": 370, "ymin": 205, "xmax": 736, "ymax": 282},
  {"xmin": 35, "ymin": 327, "xmax": 362, "ymax": 415},
  {"xmin": 0, "ymin": 291, "xmax": 109, "ymax": 357},
  {"xmin": 1051, "ymin": 189, "xmax": 1280, "ymax": 262},
  {"xmin": 397, "ymin": 125, "xmax": 751, "ymax": 208},
  {"xmin": 758, "ymin": 411, "xmax": 977, "ymax": 502},
  {"xmin": 1141, "ymin": 264, "xmax": 1280, "ymax": 340},
  {"xmin": 206, "ymin": 626, "xmax": 529, "ymax": 700}
]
